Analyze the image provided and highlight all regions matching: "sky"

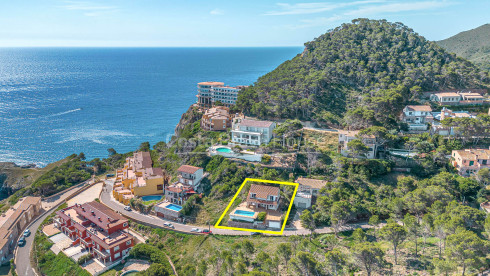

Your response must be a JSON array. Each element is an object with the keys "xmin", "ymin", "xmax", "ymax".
[{"xmin": 0, "ymin": 0, "xmax": 488, "ymax": 47}]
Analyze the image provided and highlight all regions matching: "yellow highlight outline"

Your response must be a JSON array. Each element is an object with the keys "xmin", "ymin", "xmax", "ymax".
[{"xmin": 214, "ymin": 178, "xmax": 298, "ymax": 235}]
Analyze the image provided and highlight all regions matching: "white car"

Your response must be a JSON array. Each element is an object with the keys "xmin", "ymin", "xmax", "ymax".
[
  {"xmin": 163, "ymin": 222, "xmax": 174, "ymax": 229},
  {"xmin": 190, "ymin": 228, "xmax": 201, "ymax": 232},
  {"xmin": 124, "ymin": 206, "xmax": 132, "ymax": 211}
]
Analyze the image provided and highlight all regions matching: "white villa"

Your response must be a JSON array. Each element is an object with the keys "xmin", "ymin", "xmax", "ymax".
[
  {"xmin": 231, "ymin": 118, "xmax": 276, "ymax": 146},
  {"xmin": 338, "ymin": 130, "xmax": 378, "ymax": 159},
  {"xmin": 400, "ymin": 105, "xmax": 433, "ymax": 131}
]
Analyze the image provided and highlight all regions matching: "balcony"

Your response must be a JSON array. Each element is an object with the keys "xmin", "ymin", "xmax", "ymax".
[{"xmin": 94, "ymin": 247, "xmax": 111, "ymax": 258}]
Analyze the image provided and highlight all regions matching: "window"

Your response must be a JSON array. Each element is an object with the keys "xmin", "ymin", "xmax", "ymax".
[
  {"xmin": 123, "ymin": 222, "xmax": 128, "ymax": 227},
  {"xmin": 250, "ymin": 193, "xmax": 256, "ymax": 199},
  {"xmin": 469, "ymin": 161, "xmax": 474, "ymax": 166},
  {"xmin": 114, "ymin": 246, "xmax": 119, "ymax": 251},
  {"xmin": 126, "ymin": 240, "xmax": 131, "ymax": 245}
]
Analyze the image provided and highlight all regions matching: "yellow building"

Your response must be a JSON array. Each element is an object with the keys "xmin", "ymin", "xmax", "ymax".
[{"xmin": 113, "ymin": 151, "xmax": 168, "ymax": 205}]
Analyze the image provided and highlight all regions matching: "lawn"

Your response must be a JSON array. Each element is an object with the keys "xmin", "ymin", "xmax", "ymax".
[{"xmin": 302, "ymin": 129, "xmax": 339, "ymax": 152}]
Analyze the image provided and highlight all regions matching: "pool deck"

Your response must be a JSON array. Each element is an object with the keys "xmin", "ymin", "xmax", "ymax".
[{"xmin": 231, "ymin": 203, "xmax": 258, "ymax": 220}]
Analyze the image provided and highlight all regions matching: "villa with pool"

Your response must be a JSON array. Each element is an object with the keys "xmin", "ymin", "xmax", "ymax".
[{"xmin": 228, "ymin": 184, "xmax": 283, "ymax": 229}]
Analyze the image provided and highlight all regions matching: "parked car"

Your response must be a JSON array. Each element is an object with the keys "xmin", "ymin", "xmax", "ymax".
[
  {"xmin": 250, "ymin": 232, "xmax": 262, "ymax": 236},
  {"xmin": 124, "ymin": 206, "xmax": 132, "ymax": 211},
  {"xmin": 163, "ymin": 222, "xmax": 174, "ymax": 229},
  {"xmin": 190, "ymin": 228, "xmax": 201, "ymax": 232},
  {"xmin": 202, "ymin": 229, "xmax": 212, "ymax": 234},
  {"xmin": 18, "ymin": 237, "xmax": 25, "ymax": 246},
  {"xmin": 23, "ymin": 229, "xmax": 31, "ymax": 237}
]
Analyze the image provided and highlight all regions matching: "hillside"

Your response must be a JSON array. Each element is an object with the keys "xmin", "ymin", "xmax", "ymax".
[
  {"xmin": 237, "ymin": 19, "xmax": 490, "ymax": 129},
  {"xmin": 437, "ymin": 24, "xmax": 490, "ymax": 70}
]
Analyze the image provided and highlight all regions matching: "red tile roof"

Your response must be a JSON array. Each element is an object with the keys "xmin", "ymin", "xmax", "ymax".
[
  {"xmin": 178, "ymin": 165, "xmax": 202, "ymax": 174},
  {"xmin": 73, "ymin": 201, "xmax": 127, "ymax": 231},
  {"xmin": 405, "ymin": 105, "xmax": 432, "ymax": 112},
  {"xmin": 240, "ymin": 119, "xmax": 274, "ymax": 128},
  {"xmin": 248, "ymin": 184, "xmax": 280, "ymax": 200}
]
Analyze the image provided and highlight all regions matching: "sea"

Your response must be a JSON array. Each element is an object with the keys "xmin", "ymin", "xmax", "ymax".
[{"xmin": 0, "ymin": 47, "xmax": 302, "ymax": 167}]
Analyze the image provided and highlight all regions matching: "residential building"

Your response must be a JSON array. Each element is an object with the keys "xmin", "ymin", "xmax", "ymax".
[
  {"xmin": 430, "ymin": 107, "xmax": 476, "ymax": 136},
  {"xmin": 246, "ymin": 184, "xmax": 281, "ymax": 211},
  {"xmin": 164, "ymin": 183, "xmax": 197, "ymax": 206},
  {"xmin": 452, "ymin": 148, "xmax": 490, "ymax": 177},
  {"xmin": 231, "ymin": 117, "xmax": 276, "ymax": 146},
  {"xmin": 430, "ymin": 91, "xmax": 486, "ymax": 105},
  {"xmin": 196, "ymin": 81, "xmax": 246, "ymax": 108},
  {"xmin": 155, "ymin": 202, "xmax": 183, "ymax": 221},
  {"xmin": 201, "ymin": 106, "xmax": 232, "ymax": 131},
  {"xmin": 0, "ymin": 197, "xmax": 41, "ymax": 265},
  {"xmin": 163, "ymin": 165, "xmax": 204, "ymax": 206},
  {"xmin": 177, "ymin": 165, "xmax": 204, "ymax": 191},
  {"xmin": 338, "ymin": 130, "xmax": 378, "ymax": 159},
  {"xmin": 293, "ymin": 177, "xmax": 327, "ymax": 209},
  {"xmin": 54, "ymin": 201, "xmax": 134, "ymax": 265},
  {"xmin": 113, "ymin": 151, "xmax": 167, "ymax": 205},
  {"xmin": 400, "ymin": 105, "xmax": 433, "ymax": 131}
]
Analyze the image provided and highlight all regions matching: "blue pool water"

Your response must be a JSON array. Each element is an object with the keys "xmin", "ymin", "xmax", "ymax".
[
  {"xmin": 141, "ymin": 195, "xmax": 163, "ymax": 201},
  {"xmin": 216, "ymin": 147, "xmax": 233, "ymax": 153},
  {"xmin": 234, "ymin": 210, "xmax": 255, "ymax": 216},
  {"xmin": 165, "ymin": 204, "xmax": 183, "ymax": 212}
]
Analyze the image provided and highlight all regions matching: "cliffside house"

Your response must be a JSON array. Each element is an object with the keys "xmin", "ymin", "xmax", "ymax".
[
  {"xmin": 231, "ymin": 117, "xmax": 276, "ymax": 146},
  {"xmin": 452, "ymin": 148, "xmax": 490, "ymax": 177},
  {"xmin": 163, "ymin": 165, "xmax": 204, "ymax": 206},
  {"xmin": 113, "ymin": 151, "xmax": 167, "ymax": 205},
  {"xmin": 430, "ymin": 91, "xmax": 486, "ymax": 106},
  {"xmin": 430, "ymin": 107, "xmax": 476, "ymax": 136},
  {"xmin": 338, "ymin": 130, "xmax": 378, "ymax": 159},
  {"xmin": 201, "ymin": 106, "xmax": 232, "ymax": 131},
  {"xmin": 54, "ymin": 201, "xmax": 134, "ymax": 265},
  {"xmin": 196, "ymin": 81, "xmax": 246, "ymax": 108},
  {"xmin": 0, "ymin": 197, "xmax": 41, "ymax": 265},
  {"xmin": 247, "ymin": 184, "xmax": 281, "ymax": 211},
  {"xmin": 400, "ymin": 105, "xmax": 433, "ymax": 131},
  {"xmin": 294, "ymin": 177, "xmax": 327, "ymax": 209}
]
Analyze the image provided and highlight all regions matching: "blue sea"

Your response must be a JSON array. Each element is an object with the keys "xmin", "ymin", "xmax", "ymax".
[{"xmin": 0, "ymin": 47, "xmax": 301, "ymax": 166}]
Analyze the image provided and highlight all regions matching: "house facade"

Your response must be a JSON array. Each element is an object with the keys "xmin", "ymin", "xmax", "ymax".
[
  {"xmin": 196, "ymin": 81, "xmax": 245, "ymax": 108},
  {"xmin": 430, "ymin": 91, "xmax": 486, "ymax": 106},
  {"xmin": 400, "ymin": 105, "xmax": 433, "ymax": 131},
  {"xmin": 293, "ymin": 177, "xmax": 327, "ymax": 209},
  {"xmin": 452, "ymin": 149, "xmax": 490, "ymax": 177},
  {"xmin": 231, "ymin": 118, "xmax": 276, "ymax": 146},
  {"xmin": 430, "ymin": 107, "xmax": 476, "ymax": 136},
  {"xmin": 201, "ymin": 106, "xmax": 232, "ymax": 131},
  {"xmin": 54, "ymin": 201, "xmax": 134, "ymax": 265},
  {"xmin": 163, "ymin": 165, "xmax": 203, "ymax": 206},
  {"xmin": 338, "ymin": 130, "xmax": 378, "ymax": 159},
  {"xmin": 0, "ymin": 197, "xmax": 42, "ymax": 265},
  {"xmin": 246, "ymin": 184, "xmax": 281, "ymax": 211},
  {"xmin": 164, "ymin": 183, "xmax": 197, "ymax": 205}
]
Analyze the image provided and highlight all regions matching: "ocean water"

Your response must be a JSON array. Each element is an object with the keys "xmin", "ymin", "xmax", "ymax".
[{"xmin": 0, "ymin": 47, "xmax": 301, "ymax": 166}]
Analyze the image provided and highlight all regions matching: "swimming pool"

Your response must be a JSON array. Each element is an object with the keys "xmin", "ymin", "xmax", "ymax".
[
  {"xmin": 216, "ymin": 147, "xmax": 233, "ymax": 153},
  {"xmin": 165, "ymin": 204, "xmax": 183, "ymax": 212},
  {"xmin": 141, "ymin": 195, "xmax": 163, "ymax": 201},
  {"xmin": 234, "ymin": 210, "xmax": 255, "ymax": 217}
]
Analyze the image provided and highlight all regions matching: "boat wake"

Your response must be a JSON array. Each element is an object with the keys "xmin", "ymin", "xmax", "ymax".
[{"xmin": 44, "ymin": 108, "xmax": 82, "ymax": 118}]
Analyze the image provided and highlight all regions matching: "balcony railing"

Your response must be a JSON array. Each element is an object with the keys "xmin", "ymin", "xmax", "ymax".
[{"xmin": 94, "ymin": 247, "xmax": 111, "ymax": 257}]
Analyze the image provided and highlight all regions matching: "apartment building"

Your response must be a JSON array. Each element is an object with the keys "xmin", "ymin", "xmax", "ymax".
[
  {"xmin": 400, "ymin": 105, "xmax": 433, "ymax": 131},
  {"xmin": 201, "ymin": 106, "xmax": 232, "ymax": 131},
  {"xmin": 54, "ymin": 201, "xmax": 134, "ymax": 264},
  {"xmin": 338, "ymin": 130, "xmax": 378, "ymax": 159},
  {"xmin": 196, "ymin": 81, "xmax": 245, "ymax": 108},
  {"xmin": 0, "ymin": 197, "xmax": 41, "ymax": 265},
  {"xmin": 113, "ymin": 151, "xmax": 166, "ymax": 205},
  {"xmin": 231, "ymin": 117, "xmax": 276, "ymax": 146},
  {"xmin": 452, "ymin": 148, "xmax": 490, "ymax": 177}
]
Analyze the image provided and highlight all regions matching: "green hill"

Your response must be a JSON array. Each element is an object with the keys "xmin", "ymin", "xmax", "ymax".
[
  {"xmin": 237, "ymin": 19, "xmax": 490, "ymax": 129},
  {"xmin": 437, "ymin": 24, "xmax": 490, "ymax": 71}
]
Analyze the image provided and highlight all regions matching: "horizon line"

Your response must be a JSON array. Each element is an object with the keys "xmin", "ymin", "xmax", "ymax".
[{"xmin": 0, "ymin": 45, "xmax": 304, "ymax": 49}]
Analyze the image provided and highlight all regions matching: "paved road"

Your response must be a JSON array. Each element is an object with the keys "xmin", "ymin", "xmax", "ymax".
[
  {"xmin": 16, "ymin": 180, "xmax": 94, "ymax": 276},
  {"xmin": 100, "ymin": 180, "xmax": 375, "ymax": 237}
]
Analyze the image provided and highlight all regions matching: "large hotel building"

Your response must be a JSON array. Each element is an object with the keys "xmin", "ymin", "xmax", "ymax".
[{"xmin": 196, "ymin": 81, "xmax": 246, "ymax": 108}]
